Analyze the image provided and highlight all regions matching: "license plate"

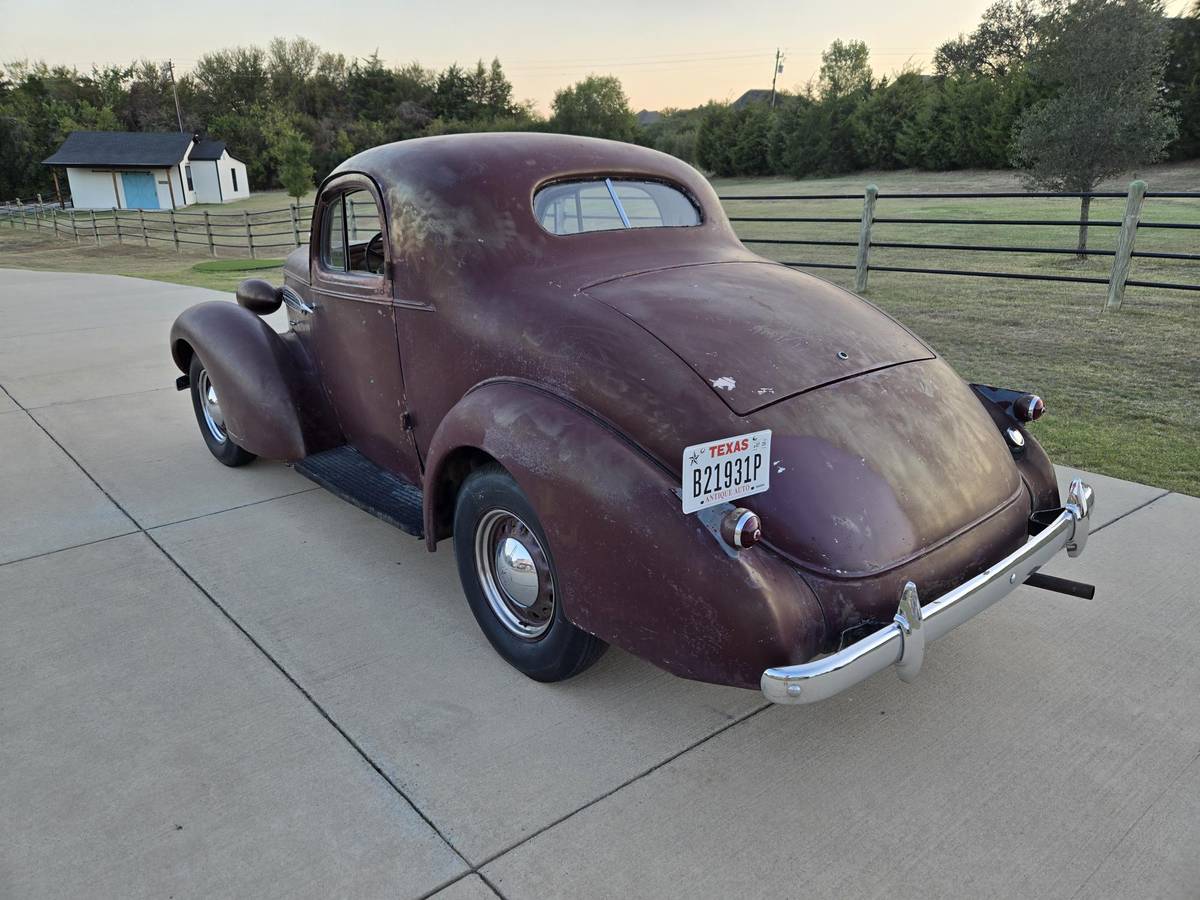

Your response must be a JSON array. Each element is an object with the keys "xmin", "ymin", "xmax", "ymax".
[{"xmin": 681, "ymin": 429, "xmax": 771, "ymax": 514}]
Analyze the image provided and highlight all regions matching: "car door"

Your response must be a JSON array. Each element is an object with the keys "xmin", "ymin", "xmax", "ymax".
[{"xmin": 308, "ymin": 175, "xmax": 421, "ymax": 484}]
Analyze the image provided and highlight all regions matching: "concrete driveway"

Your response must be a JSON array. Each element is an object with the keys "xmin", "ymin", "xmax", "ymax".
[{"xmin": 1, "ymin": 268, "xmax": 1196, "ymax": 899}]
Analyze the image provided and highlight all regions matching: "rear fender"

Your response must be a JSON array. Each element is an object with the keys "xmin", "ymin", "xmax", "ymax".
[
  {"xmin": 170, "ymin": 301, "xmax": 339, "ymax": 460},
  {"xmin": 969, "ymin": 383, "xmax": 1060, "ymax": 512},
  {"xmin": 423, "ymin": 380, "xmax": 827, "ymax": 688}
]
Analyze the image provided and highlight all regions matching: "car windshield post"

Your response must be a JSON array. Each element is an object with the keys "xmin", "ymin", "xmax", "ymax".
[{"xmin": 604, "ymin": 178, "xmax": 632, "ymax": 228}]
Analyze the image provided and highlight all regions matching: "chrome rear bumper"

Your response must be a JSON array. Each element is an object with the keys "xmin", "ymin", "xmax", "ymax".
[{"xmin": 761, "ymin": 478, "xmax": 1095, "ymax": 705}]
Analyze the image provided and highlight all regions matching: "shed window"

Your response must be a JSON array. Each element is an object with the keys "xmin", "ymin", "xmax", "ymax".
[
  {"xmin": 184, "ymin": 165, "xmax": 193, "ymax": 191},
  {"xmin": 534, "ymin": 179, "xmax": 700, "ymax": 235},
  {"xmin": 231, "ymin": 168, "xmax": 238, "ymax": 192}
]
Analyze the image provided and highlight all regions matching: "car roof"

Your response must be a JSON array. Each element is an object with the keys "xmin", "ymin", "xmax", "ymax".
[
  {"xmin": 330, "ymin": 132, "xmax": 710, "ymax": 205},
  {"xmin": 324, "ymin": 133, "xmax": 748, "ymax": 294}
]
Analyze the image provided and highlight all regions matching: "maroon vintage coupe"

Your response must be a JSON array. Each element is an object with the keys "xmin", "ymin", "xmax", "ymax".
[{"xmin": 169, "ymin": 133, "xmax": 1095, "ymax": 703}]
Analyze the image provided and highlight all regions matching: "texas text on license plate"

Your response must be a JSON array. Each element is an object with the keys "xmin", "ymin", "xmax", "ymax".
[{"xmin": 681, "ymin": 430, "xmax": 771, "ymax": 514}]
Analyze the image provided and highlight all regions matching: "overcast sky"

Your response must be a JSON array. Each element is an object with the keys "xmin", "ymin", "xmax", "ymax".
[{"xmin": 2, "ymin": 0, "xmax": 1195, "ymax": 113}]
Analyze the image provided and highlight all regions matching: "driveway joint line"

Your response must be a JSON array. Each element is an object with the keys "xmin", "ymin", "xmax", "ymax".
[
  {"xmin": 2, "ymin": 382, "xmax": 143, "ymax": 533},
  {"xmin": 22, "ymin": 384, "xmax": 175, "ymax": 412},
  {"xmin": 1067, "ymin": 744, "xmax": 1200, "ymax": 900},
  {"xmin": 146, "ymin": 486, "xmax": 322, "ymax": 531},
  {"xmin": 143, "ymin": 529, "xmax": 473, "ymax": 872},
  {"xmin": 1, "ymin": 378, "xmax": 474, "ymax": 875},
  {"xmin": 0, "ymin": 529, "xmax": 142, "ymax": 569},
  {"xmin": 1091, "ymin": 489, "xmax": 1173, "ymax": 536},
  {"xmin": 470, "ymin": 701, "xmax": 774, "ymax": 874}
]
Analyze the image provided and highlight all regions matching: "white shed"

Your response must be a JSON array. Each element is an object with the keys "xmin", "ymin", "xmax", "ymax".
[
  {"xmin": 43, "ymin": 131, "xmax": 251, "ymax": 210},
  {"xmin": 186, "ymin": 140, "xmax": 250, "ymax": 204}
]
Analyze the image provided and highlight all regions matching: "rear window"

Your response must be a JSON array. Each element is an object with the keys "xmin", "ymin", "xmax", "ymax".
[{"xmin": 534, "ymin": 179, "xmax": 701, "ymax": 235}]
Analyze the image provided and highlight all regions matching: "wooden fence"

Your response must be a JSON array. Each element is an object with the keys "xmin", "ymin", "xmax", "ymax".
[
  {"xmin": 721, "ymin": 181, "xmax": 1200, "ymax": 311},
  {"xmin": 2, "ymin": 198, "xmax": 316, "ymax": 259},
  {"xmin": 8, "ymin": 182, "xmax": 1200, "ymax": 311}
]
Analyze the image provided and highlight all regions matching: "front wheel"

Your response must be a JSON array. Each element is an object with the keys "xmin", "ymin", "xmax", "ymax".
[
  {"xmin": 453, "ymin": 464, "xmax": 606, "ymax": 682},
  {"xmin": 188, "ymin": 354, "xmax": 256, "ymax": 467}
]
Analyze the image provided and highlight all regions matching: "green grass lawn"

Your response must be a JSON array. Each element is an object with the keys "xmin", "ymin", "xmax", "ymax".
[{"xmin": 3, "ymin": 163, "xmax": 1197, "ymax": 494}]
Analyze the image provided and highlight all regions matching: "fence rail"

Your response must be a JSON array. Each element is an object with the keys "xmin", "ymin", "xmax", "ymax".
[
  {"xmin": 720, "ymin": 181, "xmax": 1200, "ymax": 310},
  {"xmin": 6, "ymin": 183, "xmax": 1198, "ymax": 311},
  {"xmin": 3, "ymin": 197, "xmax": 318, "ymax": 258}
]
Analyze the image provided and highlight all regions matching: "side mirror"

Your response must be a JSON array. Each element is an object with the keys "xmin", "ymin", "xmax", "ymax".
[{"xmin": 236, "ymin": 278, "xmax": 283, "ymax": 315}]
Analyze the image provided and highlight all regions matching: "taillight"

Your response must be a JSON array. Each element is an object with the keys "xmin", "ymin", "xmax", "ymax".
[
  {"xmin": 720, "ymin": 508, "xmax": 762, "ymax": 550},
  {"xmin": 1014, "ymin": 394, "xmax": 1045, "ymax": 422}
]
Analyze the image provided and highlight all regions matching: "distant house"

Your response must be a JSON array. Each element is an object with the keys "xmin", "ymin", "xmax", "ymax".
[
  {"xmin": 732, "ymin": 89, "xmax": 773, "ymax": 109},
  {"xmin": 42, "ymin": 131, "xmax": 250, "ymax": 210}
]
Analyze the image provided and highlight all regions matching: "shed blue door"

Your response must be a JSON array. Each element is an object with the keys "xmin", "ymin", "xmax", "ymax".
[{"xmin": 121, "ymin": 172, "xmax": 159, "ymax": 209}]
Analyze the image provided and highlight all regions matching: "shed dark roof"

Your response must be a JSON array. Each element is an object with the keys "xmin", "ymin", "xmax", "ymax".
[
  {"xmin": 189, "ymin": 139, "xmax": 226, "ymax": 161},
  {"xmin": 43, "ymin": 131, "xmax": 192, "ymax": 167}
]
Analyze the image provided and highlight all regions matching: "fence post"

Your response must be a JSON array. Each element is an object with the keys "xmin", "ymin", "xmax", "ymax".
[
  {"xmin": 290, "ymin": 203, "xmax": 300, "ymax": 246},
  {"xmin": 112, "ymin": 209, "xmax": 122, "ymax": 244},
  {"xmin": 51, "ymin": 208, "xmax": 60, "ymax": 239},
  {"xmin": 170, "ymin": 208, "xmax": 179, "ymax": 252},
  {"xmin": 90, "ymin": 209, "xmax": 100, "ymax": 245},
  {"xmin": 34, "ymin": 196, "xmax": 41, "ymax": 230},
  {"xmin": 70, "ymin": 209, "xmax": 79, "ymax": 243},
  {"xmin": 7, "ymin": 200, "xmax": 14, "ymax": 229},
  {"xmin": 854, "ymin": 184, "xmax": 878, "ymax": 293},
  {"xmin": 244, "ymin": 211, "xmax": 255, "ymax": 258},
  {"xmin": 1105, "ymin": 180, "xmax": 1147, "ymax": 313},
  {"xmin": 139, "ymin": 209, "xmax": 148, "ymax": 247}
]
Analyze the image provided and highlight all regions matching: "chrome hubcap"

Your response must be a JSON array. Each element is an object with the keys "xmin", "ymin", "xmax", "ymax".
[
  {"xmin": 197, "ymin": 369, "xmax": 226, "ymax": 443},
  {"xmin": 474, "ymin": 510, "xmax": 554, "ymax": 638}
]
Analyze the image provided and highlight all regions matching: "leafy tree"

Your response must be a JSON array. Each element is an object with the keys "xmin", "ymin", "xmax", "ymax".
[
  {"xmin": 818, "ymin": 40, "xmax": 873, "ymax": 100},
  {"xmin": 935, "ymin": 0, "xmax": 1041, "ymax": 76},
  {"xmin": 852, "ymin": 70, "xmax": 930, "ymax": 169},
  {"xmin": 191, "ymin": 46, "xmax": 268, "ymax": 117},
  {"xmin": 1013, "ymin": 0, "xmax": 1179, "ymax": 255},
  {"xmin": 272, "ymin": 127, "xmax": 314, "ymax": 200},
  {"xmin": 1165, "ymin": 2, "xmax": 1200, "ymax": 160},
  {"xmin": 485, "ymin": 58, "xmax": 517, "ymax": 118},
  {"xmin": 550, "ymin": 75, "xmax": 636, "ymax": 140},
  {"xmin": 640, "ymin": 105, "xmax": 709, "ymax": 164}
]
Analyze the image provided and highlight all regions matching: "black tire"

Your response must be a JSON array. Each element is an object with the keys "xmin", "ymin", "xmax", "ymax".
[
  {"xmin": 188, "ymin": 354, "xmax": 256, "ymax": 467},
  {"xmin": 453, "ymin": 464, "xmax": 607, "ymax": 682}
]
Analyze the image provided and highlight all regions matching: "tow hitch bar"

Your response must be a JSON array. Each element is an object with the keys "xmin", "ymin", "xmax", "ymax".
[{"xmin": 1024, "ymin": 572, "xmax": 1095, "ymax": 600}]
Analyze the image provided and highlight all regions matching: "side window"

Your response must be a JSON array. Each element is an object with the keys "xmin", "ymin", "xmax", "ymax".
[
  {"xmin": 231, "ymin": 168, "xmax": 238, "ymax": 192},
  {"xmin": 323, "ymin": 197, "xmax": 346, "ymax": 270},
  {"xmin": 320, "ymin": 188, "xmax": 385, "ymax": 276}
]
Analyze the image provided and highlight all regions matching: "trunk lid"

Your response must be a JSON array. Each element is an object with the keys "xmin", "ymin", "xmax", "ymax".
[
  {"xmin": 582, "ymin": 261, "xmax": 934, "ymax": 415},
  {"xmin": 740, "ymin": 359, "xmax": 1024, "ymax": 578}
]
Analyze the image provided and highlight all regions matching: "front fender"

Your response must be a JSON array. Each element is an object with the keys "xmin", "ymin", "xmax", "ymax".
[
  {"xmin": 170, "ymin": 302, "xmax": 338, "ymax": 460},
  {"xmin": 423, "ymin": 380, "xmax": 827, "ymax": 688}
]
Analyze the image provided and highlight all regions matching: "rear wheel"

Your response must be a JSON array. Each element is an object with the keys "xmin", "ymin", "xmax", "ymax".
[
  {"xmin": 453, "ymin": 464, "xmax": 606, "ymax": 682},
  {"xmin": 188, "ymin": 354, "xmax": 256, "ymax": 467}
]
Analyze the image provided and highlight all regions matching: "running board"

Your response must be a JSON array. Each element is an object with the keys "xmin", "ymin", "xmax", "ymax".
[{"xmin": 293, "ymin": 446, "xmax": 424, "ymax": 537}]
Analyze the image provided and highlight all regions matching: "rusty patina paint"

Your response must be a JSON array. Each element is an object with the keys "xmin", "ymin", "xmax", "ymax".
[{"xmin": 169, "ymin": 132, "xmax": 1062, "ymax": 687}]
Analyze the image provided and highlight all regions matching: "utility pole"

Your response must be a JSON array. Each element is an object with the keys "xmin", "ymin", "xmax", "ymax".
[
  {"xmin": 166, "ymin": 60, "xmax": 184, "ymax": 132},
  {"xmin": 769, "ymin": 49, "xmax": 785, "ymax": 108}
]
